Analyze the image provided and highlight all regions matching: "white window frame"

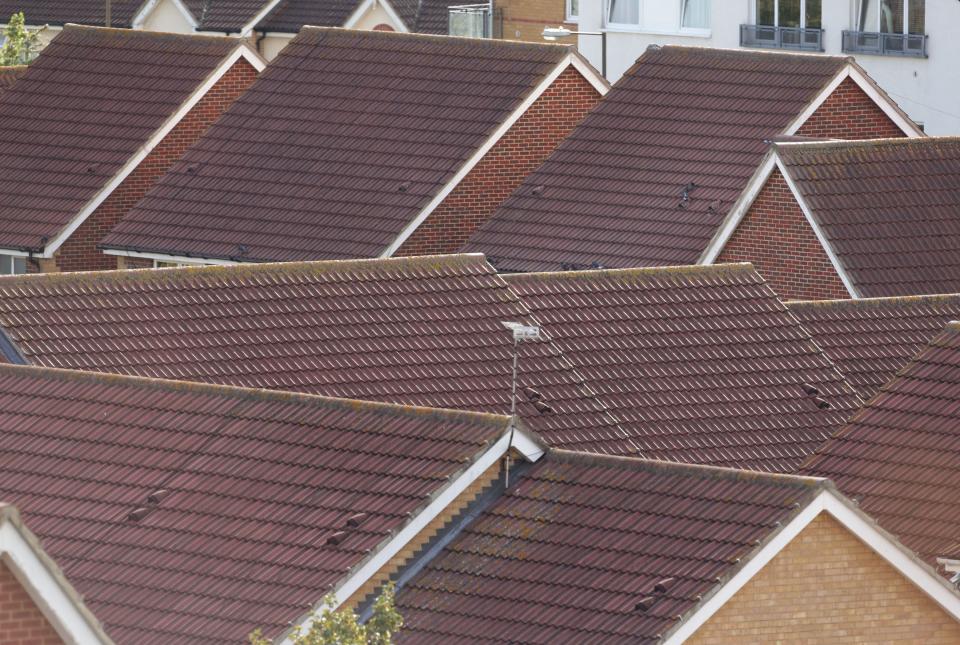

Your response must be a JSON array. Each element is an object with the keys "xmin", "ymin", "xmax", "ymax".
[
  {"xmin": 566, "ymin": 0, "xmax": 579, "ymax": 22},
  {"xmin": 679, "ymin": 0, "xmax": 711, "ymax": 34},
  {"xmin": 859, "ymin": 0, "xmax": 922, "ymax": 35},
  {"xmin": 604, "ymin": 0, "xmax": 711, "ymax": 37},
  {"xmin": 0, "ymin": 254, "xmax": 26, "ymax": 275},
  {"xmin": 756, "ymin": 0, "xmax": 820, "ymax": 29}
]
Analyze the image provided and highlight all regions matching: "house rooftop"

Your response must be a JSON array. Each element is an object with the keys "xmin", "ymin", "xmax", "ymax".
[
  {"xmin": 101, "ymin": 27, "xmax": 575, "ymax": 263},
  {"xmin": 775, "ymin": 136, "xmax": 960, "ymax": 298},
  {"xmin": 788, "ymin": 293, "xmax": 960, "ymax": 400},
  {"xmin": 802, "ymin": 321, "xmax": 960, "ymax": 564},
  {"xmin": 503, "ymin": 262, "xmax": 862, "ymax": 471},
  {"xmin": 0, "ymin": 24, "xmax": 246, "ymax": 255},
  {"xmin": 255, "ymin": 0, "xmax": 463, "ymax": 34},
  {"xmin": 463, "ymin": 44, "xmax": 860, "ymax": 272},
  {"xmin": 0, "ymin": 363, "xmax": 514, "ymax": 643},
  {"xmin": 397, "ymin": 448, "xmax": 827, "ymax": 642}
]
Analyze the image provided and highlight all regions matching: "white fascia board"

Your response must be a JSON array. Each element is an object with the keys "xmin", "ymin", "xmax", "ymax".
[
  {"xmin": 381, "ymin": 53, "xmax": 599, "ymax": 257},
  {"xmin": 132, "ymin": 0, "xmax": 199, "ymax": 29},
  {"xmin": 43, "ymin": 46, "xmax": 264, "ymax": 259},
  {"xmin": 0, "ymin": 249, "xmax": 33, "ymax": 258},
  {"xmin": 775, "ymin": 156, "xmax": 860, "ymax": 298},
  {"xmin": 664, "ymin": 489, "xmax": 960, "ymax": 643},
  {"xmin": 277, "ymin": 425, "xmax": 544, "ymax": 645},
  {"xmin": 698, "ymin": 152, "xmax": 776, "ymax": 265},
  {"xmin": 240, "ymin": 0, "xmax": 286, "ymax": 37},
  {"xmin": 784, "ymin": 65, "xmax": 923, "ymax": 138},
  {"xmin": 0, "ymin": 519, "xmax": 113, "ymax": 644},
  {"xmin": 102, "ymin": 249, "xmax": 240, "ymax": 266}
]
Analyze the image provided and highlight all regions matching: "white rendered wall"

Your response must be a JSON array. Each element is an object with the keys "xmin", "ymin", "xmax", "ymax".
[
  {"xmin": 578, "ymin": 0, "xmax": 959, "ymax": 133},
  {"xmin": 141, "ymin": 0, "xmax": 195, "ymax": 33}
]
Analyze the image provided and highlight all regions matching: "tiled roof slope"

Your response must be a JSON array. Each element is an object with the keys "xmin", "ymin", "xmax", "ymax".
[
  {"xmin": 200, "ymin": 0, "xmax": 274, "ymax": 31},
  {"xmin": 464, "ymin": 45, "xmax": 850, "ymax": 272},
  {"xmin": 788, "ymin": 294, "xmax": 960, "ymax": 400},
  {"xmin": 0, "ymin": 65, "xmax": 25, "ymax": 94},
  {"xmin": 0, "ymin": 254, "xmax": 617, "ymax": 443},
  {"xmin": 0, "ymin": 25, "xmax": 241, "ymax": 253},
  {"xmin": 398, "ymin": 450, "xmax": 826, "ymax": 643},
  {"xmin": 776, "ymin": 138, "xmax": 960, "ymax": 298},
  {"xmin": 0, "ymin": 364, "xmax": 512, "ymax": 643},
  {"xmin": 0, "ymin": 0, "xmax": 143, "ymax": 26},
  {"xmin": 101, "ymin": 28, "xmax": 571, "ymax": 262},
  {"xmin": 505, "ymin": 264, "xmax": 863, "ymax": 472},
  {"xmin": 257, "ymin": 0, "xmax": 463, "ymax": 34},
  {"xmin": 802, "ymin": 322, "xmax": 960, "ymax": 564}
]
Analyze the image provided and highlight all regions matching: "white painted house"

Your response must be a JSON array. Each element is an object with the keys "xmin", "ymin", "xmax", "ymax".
[{"xmin": 573, "ymin": 0, "xmax": 959, "ymax": 133}]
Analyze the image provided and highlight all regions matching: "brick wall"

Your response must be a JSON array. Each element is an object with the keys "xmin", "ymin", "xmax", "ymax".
[
  {"xmin": 0, "ymin": 561, "xmax": 63, "ymax": 645},
  {"xmin": 796, "ymin": 76, "xmax": 907, "ymax": 139},
  {"xmin": 688, "ymin": 513, "xmax": 960, "ymax": 643},
  {"xmin": 496, "ymin": 0, "xmax": 576, "ymax": 43},
  {"xmin": 50, "ymin": 58, "xmax": 259, "ymax": 273},
  {"xmin": 717, "ymin": 169, "xmax": 849, "ymax": 301},
  {"xmin": 396, "ymin": 66, "xmax": 600, "ymax": 256}
]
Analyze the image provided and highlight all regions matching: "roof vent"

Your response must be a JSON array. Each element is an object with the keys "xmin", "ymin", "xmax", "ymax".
[
  {"xmin": 680, "ymin": 182, "xmax": 697, "ymax": 201},
  {"xmin": 398, "ymin": 181, "xmax": 411, "ymax": 193},
  {"xmin": 185, "ymin": 164, "xmax": 199, "ymax": 175},
  {"xmin": 86, "ymin": 164, "xmax": 98, "ymax": 175},
  {"xmin": 523, "ymin": 387, "xmax": 542, "ymax": 401},
  {"xmin": 653, "ymin": 578, "xmax": 673, "ymax": 593},
  {"xmin": 345, "ymin": 513, "xmax": 367, "ymax": 528},
  {"xmin": 533, "ymin": 400, "xmax": 553, "ymax": 414},
  {"xmin": 531, "ymin": 185, "xmax": 545, "ymax": 197},
  {"xmin": 127, "ymin": 507, "xmax": 150, "ymax": 522},
  {"xmin": 814, "ymin": 397, "xmax": 831, "ymax": 410},
  {"xmin": 801, "ymin": 383, "xmax": 819, "ymax": 396},
  {"xmin": 147, "ymin": 489, "xmax": 170, "ymax": 505},
  {"xmin": 236, "ymin": 244, "xmax": 248, "ymax": 257},
  {"xmin": 707, "ymin": 200, "xmax": 721, "ymax": 212},
  {"xmin": 326, "ymin": 531, "xmax": 347, "ymax": 546},
  {"xmin": 635, "ymin": 596, "xmax": 656, "ymax": 612}
]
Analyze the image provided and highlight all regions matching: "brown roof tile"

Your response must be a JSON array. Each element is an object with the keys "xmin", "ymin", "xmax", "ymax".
[
  {"xmin": 0, "ymin": 254, "xmax": 616, "ymax": 442},
  {"xmin": 463, "ymin": 45, "xmax": 851, "ymax": 272},
  {"xmin": 101, "ymin": 28, "xmax": 571, "ymax": 262},
  {"xmin": 397, "ymin": 449, "xmax": 826, "ymax": 643},
  {"xmin": 256, "ymin": 0, "xmax": 464, "ymax": 34},
  {"xmin": 788, "ymin": 294, "xmax": 960, "ymax": 400},
  {"xmin": 0, "ymin": 65, "xmax": 26, "ymax": 94},
  {"xmin": 801, "ymin": 322, "xmax": 960, "ymax": 564},
  {"xmin": 0, "ymin": 1, "xmax": 144, "ymax": 26},
  {"xmin": 776, "ymin": 137, "xmax": 960, "ymax": 298},
  {"xmin": 505, "ymin": 264, "xmax": 863, "ymax": 471},
  {"xmin": 0, "ymin": 25, "xmax": 243, "ymax": 253},
  {"xmin": 200, "ymin": 0, "xmax": 274, "ymax": 31},
  {"xmin": 0, "ymin": 363, "xmax": 512, "ymax": 643}
]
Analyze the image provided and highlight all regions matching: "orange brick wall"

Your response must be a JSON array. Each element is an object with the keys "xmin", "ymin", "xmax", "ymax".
[
  {"xmin": 796, "ymin": 77, "xmax": 908, "ymax": 139},
  {"xmin": 0, "ymin": 561, "xmax": 63, "ymax": 645},
  {"xmin": 50, "ymin": 58, "xmax": 259, "ymax": 273},
  {"xmin": 496, "ymin": 0, "xmax": 577, "ymax": 43},
  {"xmin": 688, "ymin": 513, "xmax": 960, "ymax": 643},
  {"xmin": 396, "ymin": 66, "xmax": 600, "ymax": 256},
  {"xmin": 717, "ymin": 169, "xmax": 849, "ymax": 301}
]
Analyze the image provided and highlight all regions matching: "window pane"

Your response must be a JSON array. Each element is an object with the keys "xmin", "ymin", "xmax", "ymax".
[
  {"xmin": 881, "ymin": 0, "xmax": 904, "ymax": 33},
  {"xmin": 12, "ymin": 257, "xmax": 25, "ymax": 275},
  {"xmin": 757, "ymin": 0, "xmax": 775, "ymax": 25},
  {"xmin": 568, "ymin": 0, "xmax": 579, "ymax": 17},
  {"xmin": 805, "ymin": 0, "xmax": 821, "ymax": 28},
  {"xmin": 858, "ymin": 0, "xmax": 878, "ymax": 31},
  {"xmin": 908, "ymin": 0, "xmax": 924, "ymax": 33},
  {"xmin": 682, "ymin": 0, "xmax": 710, "ymax": 28},
  {"xmin": 779, "ymin": 0, "xmax": 801, "ymax": 27},
  {"xmin": 609, "ymin": 0, "xmax": 639, "ymax": 23}
]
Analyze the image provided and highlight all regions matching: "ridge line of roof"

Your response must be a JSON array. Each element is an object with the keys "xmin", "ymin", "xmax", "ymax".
[
  {"xmin": 0, "ymin": 253, "xmax": 492, "ymax": 286},
  {"xmin": 547, "ymin": 449, "xmax": 827, "ymax": 487},
  {"xmin": 649, "ymin": 43, "xmax": 852, "ymax": 62},
  {"xmin": 503, "ymin": 262, "xmax": 756, "ymax": 283},
  {"xmin": 61, "ymin": 22, "xmax": 239, "ymax": 43},
  {"xmin": 0, "ymin": 364, "xmax": 513, "ymax": 428},
  {"xmin": 299, "ymin": 25, "xmax": 572, "ymax": 52},
  {"xmin": 775, "ymin": 135, "xmax": 960, "ymax": 153},
  {"xmin": 788, "ymin": 293, "xmax": 960, "ymax": 309}
]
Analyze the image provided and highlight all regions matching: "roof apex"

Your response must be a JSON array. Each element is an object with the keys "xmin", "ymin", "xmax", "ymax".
[{"xmin": 503, "ymin": 262, "xmax": 757, "ymax": 284}]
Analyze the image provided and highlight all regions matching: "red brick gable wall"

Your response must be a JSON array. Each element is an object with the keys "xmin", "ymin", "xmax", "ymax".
[
  {"xmin": 0, "ymin": 561, "xmax": 63, "ymax": 645},
  {"xmin": 718, "ymin": 169, "xmax": 849, "ymax": 301},
  {"xmin": 46, "ymin": 58, "xmax": 259, "ymax": 273},
  {"xmin": 395, "ymin": 66, "xmax": 601, "ymax": 257},
  {"xmin": 796, "ymin": 76, "xmax": 907, "ymax": 139}
]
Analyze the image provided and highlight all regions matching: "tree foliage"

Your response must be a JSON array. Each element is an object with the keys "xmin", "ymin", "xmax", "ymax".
[
  {"xmin": 249, "ymin": 583, "xmax": 403, "ymax": 645},
  {"xmin": 1, "ymin": 12, "xmax": 41, "ymax": 65}
]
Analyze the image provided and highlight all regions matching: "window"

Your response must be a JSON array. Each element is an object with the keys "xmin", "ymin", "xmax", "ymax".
[
  {"xmin": 567, "ymin": 0, "xmax": 579, "ymax": 21},
  {"xmin": 681, "ymin": 0, "xmax": 710, "ymax": 29},
  {"xmin": 608, "ymin": 0, "xmax": 639, "ymax": 25},
  {"xmin": 858, "ymin": 0, "xmax": 923, "ymax": 34},
  {"xmin": 756, "ymin": 0, "xmax": 819, "ymax": 28},
  {"xmin": 0, "ymin": 254, "xmax": 26, "ymax": 275}
]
